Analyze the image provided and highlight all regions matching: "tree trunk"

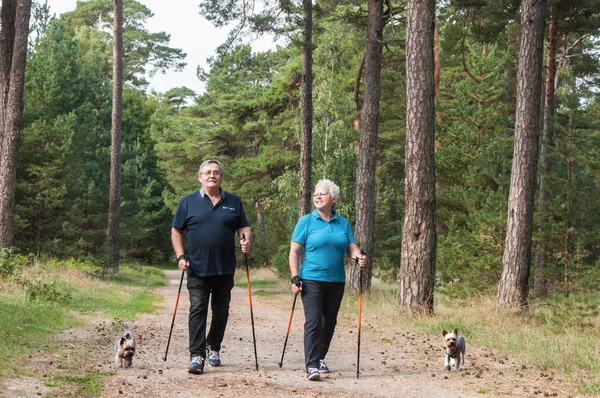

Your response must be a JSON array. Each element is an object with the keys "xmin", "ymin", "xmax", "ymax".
[
  {"xmin": 298, "ymin": 0, "xmax": 313, "ymax": 217},
  {"xmin": 534, "ymin": 2, "xmax": 558, "ymax": 297},
  {"xmin": 563, "ymin": 107, "xmax": 573, "ymax": 298},
  {"xmin": 0, "ymin": 0, "xmax": 16, "ymax": 157},
  {"xmin": 349, "ymin": 0, "xmax": 384, "ymax": 294},
  {"xmin": 107, "ymin": 0, "xmax": 123, "ymax": 266},
  {"xmin": 0, "ymin": 0, "xmax": 32, "ymax": 248},
  {"xmin": 399, "ymin": 0, "xmax": 436, "ymax": 314},
  {"xmin": 498, "ymin": 0, "xmax": 546, "ymax": 309}
]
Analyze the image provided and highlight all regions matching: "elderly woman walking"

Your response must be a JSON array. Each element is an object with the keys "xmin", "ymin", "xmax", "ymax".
[{"xmin": 289, "ymin": 179, "xmax": 367, "ymax": 381}]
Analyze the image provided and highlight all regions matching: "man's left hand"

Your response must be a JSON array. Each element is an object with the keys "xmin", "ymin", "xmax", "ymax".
[{"xmin": 241, "ymin": 237, "xmax": 251, "ymax": 253}]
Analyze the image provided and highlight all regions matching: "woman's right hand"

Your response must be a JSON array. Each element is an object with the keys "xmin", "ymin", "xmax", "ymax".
[
  {"xmin": 291, "ymin": 275, "xmax": 302, "ymax": 295},
  {"xmin": 291, "ymin": 282, "xmax": 302, "ymax": 295}
]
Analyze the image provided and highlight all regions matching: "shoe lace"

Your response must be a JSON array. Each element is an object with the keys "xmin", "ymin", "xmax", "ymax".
[
  {"xmin": 191, "ymin": 356, "xmax": 204, "ymax": 365},
  {"xmin": 308, "ymin": 367, "xmax": 319, "ymax": 373},
  {"xmin": 208, "ymin": 350, "xmax": 220, "ymax": 361}
]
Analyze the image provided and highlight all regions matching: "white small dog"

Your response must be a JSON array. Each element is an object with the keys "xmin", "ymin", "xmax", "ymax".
[{"xmin": 442, "ymin": 328, "xmax": 466, "ymax": 371}]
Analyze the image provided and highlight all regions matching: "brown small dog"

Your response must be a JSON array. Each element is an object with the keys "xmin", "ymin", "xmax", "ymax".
[
  {"xmin": 442, "ymin": 328, "xmax": 466, "ymax": 371},
  {"xmin": 114, "ymin": 330, "xmax": 136, "ymax": 368}
]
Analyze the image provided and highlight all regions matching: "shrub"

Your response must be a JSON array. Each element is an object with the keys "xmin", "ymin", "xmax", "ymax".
[
  {"xmin": 23, "ymin": 277, "xmax": 74, "ymax": 304},
  {"xmin": 0, "ymin": 248, "xmax": 33, "ymax": 278},
  {"xmin": 271, "ymin": 244, "xmax": 290, "ymax": 280}
]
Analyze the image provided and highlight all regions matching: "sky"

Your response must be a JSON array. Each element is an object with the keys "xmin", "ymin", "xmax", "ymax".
[{"xmin": 49, "ymin": 0, "xmax": 276, "ymax": 95}]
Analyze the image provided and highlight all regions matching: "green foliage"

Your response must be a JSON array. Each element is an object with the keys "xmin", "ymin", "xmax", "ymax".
[
  {"xmin": 60, "ymin": 0, "xmax": 186, "ymax": 87},
  {"xmin": 9, "ymin": 0, "xmax": 600, "ymax": 302},
  {"xmin": 16, "ymin": 13, "xmax": 173, "ymax": 262},
  {"xmin": 0, "ymin": 249, "xmax": 34, "ymax": 278},
  {"xmin": 435, "ymin": 42, "xmax": 513, "ymax": 294},
  {"xmin": 23, "ymin": 278, "xmax": 74, "ymax": 304},
  {"xmin": 271, "ymin": 244, "xmax": 292, "ymax": 279}
]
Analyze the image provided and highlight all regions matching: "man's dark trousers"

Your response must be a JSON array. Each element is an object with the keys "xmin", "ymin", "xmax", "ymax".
[{"xmin": 187, "ymin": 273, "xmax": 234, "ymax": 358}]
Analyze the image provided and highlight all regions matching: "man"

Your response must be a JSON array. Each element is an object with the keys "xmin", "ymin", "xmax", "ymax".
[{"xmin": 172, "ymin": 159, "xmax": 252, "ymax": 374}]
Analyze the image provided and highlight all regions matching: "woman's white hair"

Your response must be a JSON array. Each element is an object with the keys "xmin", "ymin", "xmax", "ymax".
[{"xmin": 315, "ymin": 179, "xmax": 340, "ymax": 200}]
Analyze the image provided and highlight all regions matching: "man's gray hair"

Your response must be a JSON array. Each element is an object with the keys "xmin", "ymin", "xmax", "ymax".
[
  {"xmin": 198, "ymin": 159, "xmax": 223, "ymax": 176},
  {"xmin": 315, "ymin": 179, "xmax": 340, "ymax": 200}
]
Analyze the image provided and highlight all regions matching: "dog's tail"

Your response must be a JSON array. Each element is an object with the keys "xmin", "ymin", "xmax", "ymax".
[{"xmin": 123, "ymin": 330, "xmax": 133, "ymax": 340}]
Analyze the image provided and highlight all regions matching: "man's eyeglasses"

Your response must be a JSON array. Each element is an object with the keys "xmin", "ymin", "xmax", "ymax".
[
  {"xmin": 313, "ymin": 191, "xmax": 330, "ymax": 197},
  {"xmin": 202, "ymin": 171, "xmax": 221, "ymax": 177}
]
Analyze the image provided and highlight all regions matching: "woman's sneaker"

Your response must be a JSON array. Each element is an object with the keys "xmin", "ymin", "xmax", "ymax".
[
  {"xmin": 318, "ymin": 359, "xmax": 330, "ymax": 373},
  {"xmin": 188, "ymin": 356, "xmax": 204, "ymax": 374},
  {"xmin": 207, "ymin": 345, "xmax": 221, "ymax": 367},
  {"xmin": 306, "ymin": 367, "xmax": 320, "ymax": 381}
]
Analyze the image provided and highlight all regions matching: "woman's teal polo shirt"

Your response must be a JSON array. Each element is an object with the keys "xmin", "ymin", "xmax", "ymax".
[{"xmin": 292, "ymin": 209, "xmax": 356, "ymax": 282}]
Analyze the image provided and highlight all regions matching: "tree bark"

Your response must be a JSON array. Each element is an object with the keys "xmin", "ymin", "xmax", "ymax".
[
  {"xmin": 349, "ymin": 0, "xmax": 384, "ymax": 294},
  {"xmin": 498, "ymin": 0, "xmax": 547, "ymax": 309},
  {"xmin": 107, "ymin": 0, "xmax": 123, "ymax": 265},
  {"xmin": 298, "ymin": 0, "xmax": 313, "ymax": 217},
  {"xmin": 0, "ymin": 0, "xmax": 16, "ymax": 159},
  {"xmin": 0, "ymin": 0, "xmax": 32, "ymax": 248},
  {"xmin": 399, "ymin": 0, "xmax": 436, "ymax": 314},
  {"xmin": 534, "ymin": 2, "xmax": 558, "ymax": 297}
]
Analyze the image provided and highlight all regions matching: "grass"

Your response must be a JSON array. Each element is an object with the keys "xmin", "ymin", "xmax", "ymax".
[
  {"xmin": 45, "ymin": 371, "xmax": 110, "ymax": 395},
  {"xmin": 234, "ymin": 267, "xmax": 282, "ymax": 289},
  {"xmin": 0, "ymin": 258, "xmax": 167, "ymax": 395}
]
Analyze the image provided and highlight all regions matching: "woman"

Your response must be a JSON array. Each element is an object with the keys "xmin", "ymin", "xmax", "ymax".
[{"xmin": 289, "ymin": 179, "xmax": 367, "ymax": 381}]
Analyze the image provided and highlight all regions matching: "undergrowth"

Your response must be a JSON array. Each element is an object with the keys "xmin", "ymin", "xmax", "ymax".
[{"xmin": 0, "ymin": 252, "xmax": 166, "ymax": 396}]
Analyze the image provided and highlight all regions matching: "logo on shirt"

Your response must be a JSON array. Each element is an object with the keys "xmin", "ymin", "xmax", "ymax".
[{"xmin": 223, "ymin": 206, "xmax": 236, "ymax": 211}]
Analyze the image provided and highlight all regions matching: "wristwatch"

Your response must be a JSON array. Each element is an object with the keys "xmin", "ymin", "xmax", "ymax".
[{"xmin": 176, "ymin": 254, "xmax": 188, "ymax": 262}]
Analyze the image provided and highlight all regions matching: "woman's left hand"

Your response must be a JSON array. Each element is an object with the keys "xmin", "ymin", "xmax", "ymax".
[{"xmin": 357, "ymin": 252, "xmax": 367, "ymax": 268}]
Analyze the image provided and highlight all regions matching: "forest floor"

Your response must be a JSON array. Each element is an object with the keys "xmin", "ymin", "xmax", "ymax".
[{"xmin": 2, "ymin": 269, "xmax": 579, "ymax": 397}]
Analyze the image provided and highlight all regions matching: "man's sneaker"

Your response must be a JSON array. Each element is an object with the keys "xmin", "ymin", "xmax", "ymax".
[
  {"xmin": 318, "ymin": 359, "xmax": 330, "ymax": 373},
  {"xmin": 207, "ymin": 346, "xmax": 221, "ymax": 367},
  {"xmin": 188, "ymin": 356, "xmax": 204, "ymax": 374},
  {"xmin": 307, "ymin": 367, "xmax": 320, "ymax": 381}
]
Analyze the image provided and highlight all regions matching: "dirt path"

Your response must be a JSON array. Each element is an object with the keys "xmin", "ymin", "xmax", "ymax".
[
  {"xmin": 100, "ymin": 270, "xmax": 574, "ymax": 398},
  {"xmin": 1, "ymin": 270, "xmax": 575, "ymax": 397}
]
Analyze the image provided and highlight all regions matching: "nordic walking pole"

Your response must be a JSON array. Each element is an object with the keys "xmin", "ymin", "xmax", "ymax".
[
  {"xmin": 242, "ymin": 233, "xmax": 259, "ymax": 371},
  {"xmin": 278, "ymin": 286, "xmax": 299, "ymax": 367},
  {"xmin": 163, "ymin": 270, "xmax": 185, "ymax": 362},
  {"xmin": 355, "ymin": 248, "xmax": 366, "ymax": 378}
]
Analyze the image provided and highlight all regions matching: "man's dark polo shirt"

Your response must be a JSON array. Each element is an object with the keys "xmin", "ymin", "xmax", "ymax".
[{"xmin": 172, "ymin": 188, "xmax": 249, "ymax": 277}]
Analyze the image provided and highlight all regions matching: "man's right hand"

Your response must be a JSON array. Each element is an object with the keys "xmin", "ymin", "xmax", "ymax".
[{"xmin": 177, "ymin": 255, "xmax": 189, "ymax": 272}]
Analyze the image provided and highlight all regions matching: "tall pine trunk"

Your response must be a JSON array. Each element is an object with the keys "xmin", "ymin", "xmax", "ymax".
[
  {"xmin": 350, "ymin": 0, "xmax": 384, "ymax": 294},
  {"xmin": 534, "ymin": 3, "xmax": 558, "ymax": 297},
  {"xmin": 298, "ymin": 0, "xmax": 313, "ymax": 217},
  {"xmin": 399, "ymin": 0, "xmax": 436, "ymax": 314},
  {"xmin": 498, "ymin": 0, "xmax": 547, "ymax": 309},
  {"xmin": 107, "ymin": 0, "xmax": 123, "ymax": 266},
  {"xmin": 0, "ymin": 0, "xmax": 32, "ymax": 248}
]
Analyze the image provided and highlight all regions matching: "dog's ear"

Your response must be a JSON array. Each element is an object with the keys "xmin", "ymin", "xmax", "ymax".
[
  {"xmin": 119, "ymin": 336, "xmax": 126, "ymax": 347},
  {"xmin": 442, "ymin": 329, "xmax": 448, "ymax": 337},
  {"xmin": 453, "ymin": 328, "xmax": 458, "ymax": 335}
]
